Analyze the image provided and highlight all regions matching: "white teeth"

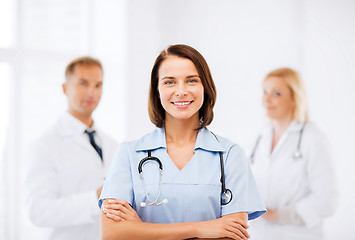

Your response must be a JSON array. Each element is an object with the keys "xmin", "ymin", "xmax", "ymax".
[{"xmin": 174, "ymin": 102, "xmax": 190, "ymax": 106}]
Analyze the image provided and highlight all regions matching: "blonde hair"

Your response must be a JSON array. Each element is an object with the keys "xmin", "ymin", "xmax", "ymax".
[{"xmin": 264, "ymin": 68, "xmax": 309, "ymax": 123}]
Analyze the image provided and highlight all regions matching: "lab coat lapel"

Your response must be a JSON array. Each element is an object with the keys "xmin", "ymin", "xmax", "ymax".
[
  {"xmin": 262, "ymin": 125, "xmax": 273, "ymax": 158},
  {"xmin": 270, "ymin": 121, "xmax": 301, "ymax": 159},
  {"xmin": 72, "ymin": 133, "xmax": 94, "ymax": 153},
  {"xmin": 54, "ymin": 113, "xmax": 94, "ymax": 153},
  {"xmin": 95, "ymin": 128, "xmax": 114, "ymax": 166}
]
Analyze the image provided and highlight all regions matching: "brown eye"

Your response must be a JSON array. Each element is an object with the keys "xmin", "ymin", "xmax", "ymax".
[{"xmin": 273, "ymin": 92, "xmax": 281, "ymax": 97}]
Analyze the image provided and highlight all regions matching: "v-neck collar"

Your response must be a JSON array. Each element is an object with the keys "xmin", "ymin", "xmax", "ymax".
[{"xmin": 136, "ymin": 127, "xmax": 226, "ymax": 172}]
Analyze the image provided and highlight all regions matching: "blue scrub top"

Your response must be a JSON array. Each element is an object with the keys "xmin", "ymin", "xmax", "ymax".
[{"xmin": 99, "ymin": 127, "xmax": 265, "ymax": 223}]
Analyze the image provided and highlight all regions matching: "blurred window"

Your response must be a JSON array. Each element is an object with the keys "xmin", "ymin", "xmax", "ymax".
[
  {"xmin": 0, "ymin": 62, "xmax": 10, "ymax": 240},
  {"xmin": 0, "ymin": 0, "xmax": 15, "ymax": 48},
  {"xmin": 1, "ymin": 1, "xmax": 91, "ymax": 239}
]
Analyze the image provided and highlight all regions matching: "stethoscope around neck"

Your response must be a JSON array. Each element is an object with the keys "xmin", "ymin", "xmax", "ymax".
[
  {"xmin": 138, "ymin": 135, "xmax": 232, "ymax": 207},
  {"xmin": 138, "ymin": 150, "xmax": 168, "ymax": 207},
  {"xmin": 250, "ymin": 123, "xmax": 306, "ymax": 164}
]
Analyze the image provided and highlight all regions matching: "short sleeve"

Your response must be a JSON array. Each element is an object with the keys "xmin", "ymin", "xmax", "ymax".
[
  {"xmin": 99, "ymin": 142, "xmax": 133, "ymax": 208},
  {"xmin": 221, "ymin": 145, "xmax": 266, "ymax": 220}
]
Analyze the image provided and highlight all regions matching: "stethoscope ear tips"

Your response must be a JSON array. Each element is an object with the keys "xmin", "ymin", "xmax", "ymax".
[
  {"xmin": 162, "ymin": 199, "xmax": 168, "ymax": 204},
  {"xmin": 140, "ymin": 202, "xmax": 147, "ymax": 207}
]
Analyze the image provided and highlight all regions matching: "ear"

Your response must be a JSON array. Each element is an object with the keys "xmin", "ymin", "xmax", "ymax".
[{"xmin": 62, "ymin": 82, "xmax": 68, "ymax": 95}]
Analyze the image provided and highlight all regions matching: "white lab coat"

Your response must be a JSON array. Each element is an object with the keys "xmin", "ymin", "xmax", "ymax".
[
  {"xmin": 249, "ymin": 121, "xmax": 339, "ymax": 240},
  {"xmin": 25, "ymin": 112, "xmax": 118, "ymax": 240}
]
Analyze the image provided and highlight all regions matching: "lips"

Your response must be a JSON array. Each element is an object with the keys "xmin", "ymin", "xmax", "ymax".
[
  {"xmin": 84, "ymin": 99, "xmax": 96, "ymax": 106},
  {"xmin": 265, "ymin": 105, "xmax": 275, "ymax": 110}
]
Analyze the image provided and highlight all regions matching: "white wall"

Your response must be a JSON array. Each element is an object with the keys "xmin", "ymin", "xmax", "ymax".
[{"xmin": 303, "ymin": 0, "xmax": 355, "ymax": 238}]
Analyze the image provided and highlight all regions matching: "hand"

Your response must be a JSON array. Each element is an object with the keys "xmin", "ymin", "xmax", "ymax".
[
  {"xmin": 101, "ymin": 199, "xmax": 142, "ymax": 222},
  {"xmin": 195, "ymin": 217, "xmax": 249, "ymax": 240},
  {"xmin": 262, "ymin": 208, "xmax": 278, "ymax": 222}
]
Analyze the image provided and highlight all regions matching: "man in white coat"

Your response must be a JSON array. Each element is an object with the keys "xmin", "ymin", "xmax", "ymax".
[{"xmin": 25, "ymin": 57, "xmax": 118, "ymax": 240}]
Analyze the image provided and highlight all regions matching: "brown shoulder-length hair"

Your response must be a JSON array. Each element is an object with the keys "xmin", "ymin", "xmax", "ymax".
[{"xmin": 148, "ymin": 44, "xmax": 216, "ymax": 130}]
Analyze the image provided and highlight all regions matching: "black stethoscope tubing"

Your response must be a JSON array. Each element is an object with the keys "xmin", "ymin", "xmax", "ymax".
[
  {"xmin": 138, "ymin": 150, "xmax": 162, "ymax": 173},
  {"xmin": 250, "ymin": 123, "xmax": 306, "ymax": 164},
  {"xmin": 138, "ymin": 133, "xmax": 232, "ymax": 206}
]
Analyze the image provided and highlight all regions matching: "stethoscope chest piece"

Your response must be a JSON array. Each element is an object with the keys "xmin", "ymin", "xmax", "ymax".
[
  {"xmin": 139, "ymin": 133, "xmax": 233, "ymax": 208},
  {"xmin": 293, "ymin": 151, "xmax": 302, "ymax": 160},
  {"xmin": 221, "ymin": 189, "xmax": 232, "ymax": 205}
]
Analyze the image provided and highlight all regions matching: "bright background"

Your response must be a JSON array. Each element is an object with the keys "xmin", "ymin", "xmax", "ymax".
[{"xmin": 1, "ymin": 0, "xmax": 354, "ymax": 239}]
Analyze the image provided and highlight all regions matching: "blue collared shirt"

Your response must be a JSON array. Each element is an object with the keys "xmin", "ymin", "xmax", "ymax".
[{"xmin": 99, "ymin": 127, "xmax": 265, "ymax": 223}]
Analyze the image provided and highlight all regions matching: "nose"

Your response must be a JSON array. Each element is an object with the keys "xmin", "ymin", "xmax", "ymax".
[
  {"xmin": 262, "ymin": 93, "xmax": 272, "ymax": 107},
  {"xmin": 175, "ymin": 82, "xmax": 187, "ymax": 97},
  {"xmin": 87, "ymin": 85, "xmax": 100, "ymax": 98},
  {"xmin": 87, "ymin": 86, "xmax": 95, "ymax": 96},
  {"xmin": 263, "ymin": 93, "xmax": 271, "ymax": 102}
]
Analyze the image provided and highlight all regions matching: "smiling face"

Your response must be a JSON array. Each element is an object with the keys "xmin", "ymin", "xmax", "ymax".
[
  {"xmin": 262, "ymin": 76, "xmax": 295, "ymax": 121},
  {"xmin": 63, "ymin": 64, "xmax": 103, "ymax": 119},
  {"xmin": 157, "ymin": 56, "xmax": 204, "ymax": 124}
]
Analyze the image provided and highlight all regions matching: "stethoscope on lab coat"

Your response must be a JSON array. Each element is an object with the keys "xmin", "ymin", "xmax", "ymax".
[
  {"xmin": 138, "ymin": 133, "xmax": 232, "ymax": 207},
  {"xmin": 250, "ymin": 123, "xmax": 306, "ymax": 164}
]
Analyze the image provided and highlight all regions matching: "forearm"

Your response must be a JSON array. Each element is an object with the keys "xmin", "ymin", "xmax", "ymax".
[
  {"xmin": 102, "ymin": 198, "xmax": 249, "ymax": 240},
  {"xmin": 102, "ymin": 213, "xmax": 196, "ymax": 240},
  {"xmin": 187, "ymin": 238, "xmax": 236, "ymax": 240},
  {"xmin": 102, "ymin": 208, "xmax": 249, "ymax": 240},
  {"xmin": 277, "ymin": 206, "xmax": 304, "ymax": 225}
]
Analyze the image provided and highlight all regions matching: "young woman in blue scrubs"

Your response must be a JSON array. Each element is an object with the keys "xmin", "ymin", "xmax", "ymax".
[{"xmin": 99, "ymin": 44, "xmax": 265, "ymax": 240}]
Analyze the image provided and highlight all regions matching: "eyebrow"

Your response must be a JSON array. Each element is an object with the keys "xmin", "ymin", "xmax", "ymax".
[
  {"xmin": 160, "ymin": 76, "xmax": 175, "ymax": 81},
  {"xmin": 186, "ymin": 75, "xmax": 200, "ymax": 78},
  {"xmin": 160, "ymin": 75, "xmax": 200, "ymax": 81},
  {"xmin": 79, "ymin": 78, "xmax": 103, "ymax": 84}
]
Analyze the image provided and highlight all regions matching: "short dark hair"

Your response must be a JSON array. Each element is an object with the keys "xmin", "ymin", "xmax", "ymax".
[
  {"xmin": 65, "ymin": 56, "xmax": 103, "ymax": 81},
  {"xmin": 148, "ymin": 44, "xmax": 216, "ymax": 130}
]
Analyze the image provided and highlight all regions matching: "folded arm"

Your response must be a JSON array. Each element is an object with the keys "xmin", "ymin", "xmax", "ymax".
[{"xmin": 101, "ymin": 199, "xmax": 249, "ymax": 240}]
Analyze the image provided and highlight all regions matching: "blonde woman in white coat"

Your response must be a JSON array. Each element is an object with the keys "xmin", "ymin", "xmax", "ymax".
[{"xmin": 249, "ymin": 68, "xmax": 339, "ymax": 240}]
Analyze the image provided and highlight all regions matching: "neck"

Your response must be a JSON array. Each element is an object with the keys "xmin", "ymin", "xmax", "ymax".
[
  {"xmin": 272, "ymin": 115, "xmax": 293, "ymax": 137},
  {"xmin": 68, "ymin": 109, "xmax": 93, "ymax": 128},
  {"xmin": 164, "ymin": 116, "xmax": 199, "ymax": 146}
]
